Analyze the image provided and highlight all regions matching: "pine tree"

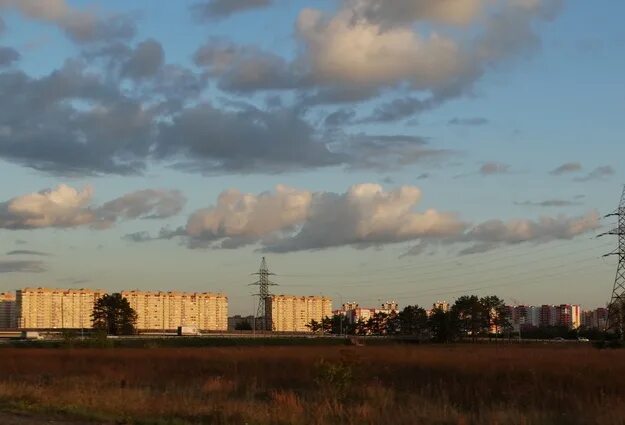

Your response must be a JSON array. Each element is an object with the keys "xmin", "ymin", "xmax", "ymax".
[{"xmin": 92, "ymin": 293, "xmax": 138, "ymax": 336}]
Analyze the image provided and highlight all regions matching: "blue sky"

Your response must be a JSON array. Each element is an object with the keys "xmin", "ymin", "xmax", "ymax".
[{"xmin": 0, "ymin": 0, "xmax": 623, "ymax": 314}]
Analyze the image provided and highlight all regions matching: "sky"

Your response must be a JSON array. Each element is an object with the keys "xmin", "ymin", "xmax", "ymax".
[{"xmin": 0, "ymin": 0, "xmax": 623, "ymax": 314}]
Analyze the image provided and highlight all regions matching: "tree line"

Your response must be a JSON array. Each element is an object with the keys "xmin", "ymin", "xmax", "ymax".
[{"xmin": 308, "ymin": 295, "xmax": 511, "ymax": 342}]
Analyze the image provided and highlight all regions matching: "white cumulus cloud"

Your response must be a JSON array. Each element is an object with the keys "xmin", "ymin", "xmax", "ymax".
[
  {"xmin": 0, "ymin": 184, "xmax": 185, "ymax": 230},
  {"xmin": 186, "ymin": 185, "xmax": 312, "ymax": 248}
]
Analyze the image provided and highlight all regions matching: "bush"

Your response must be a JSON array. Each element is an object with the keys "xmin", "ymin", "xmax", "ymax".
[{"xmin": 313, "ymin": 358, "xmax": 354, "ymax": 399}]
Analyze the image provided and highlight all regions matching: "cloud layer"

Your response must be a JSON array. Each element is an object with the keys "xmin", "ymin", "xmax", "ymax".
[
  {"xmin": 0, "ymin": 0, "xmax": 567, "ymax": 176},
  {"xmin": 0, "ymin": 259, "xmax": 46, "ymax": 273},
  {"xmin": 128, "ymin": 184, "xmax": 599, "ymax": 254}
]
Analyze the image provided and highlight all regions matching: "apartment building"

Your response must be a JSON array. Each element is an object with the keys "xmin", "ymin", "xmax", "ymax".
[
  {"xmin": 121, "ymin": 291, "xmax": 228, "ymax": 331},
  {"xmin": 266, "ymin": 295, "xmax": 332, "ymax": 332},
  {"xmin": 16, "ymin": 287, "xmax": 105, "ymax": 329},
  {"xmin": 581, "ymin": 307, "xmax": 608, "ymax": 330},
  {"xmin": 0, "ymin": 292, "xmax": 17, "ymax": 329},
  {"xmin": 508, "ymin": 304, "xmax": 582, "ymax": 331},
  {"xmin": 337, "ymin": 301, "xmax": 399, "ymax": 324}
]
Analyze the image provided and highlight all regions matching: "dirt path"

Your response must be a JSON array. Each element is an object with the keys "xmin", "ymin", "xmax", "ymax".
[{"xmin": 0, "ymin": 411, "xmax": 110, "ymax": 424}]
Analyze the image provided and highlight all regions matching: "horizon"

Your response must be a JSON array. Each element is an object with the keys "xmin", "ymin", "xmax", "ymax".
[{"xmin": 0, "ymin": 0, "xmax": 624, "ymax": 316}]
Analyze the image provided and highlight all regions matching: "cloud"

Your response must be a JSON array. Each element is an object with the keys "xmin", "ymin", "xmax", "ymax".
[
  {"xmin": 0, "ymin": 260, "xmax": 46, "ymax": 273},
  {"xmin": 347, "ymin": 0, "xmax": 487, "ymax": 28},
  {"xmin": 480, "ymin": 162, "xmax": 510, "ymax": 176},
  {"xmin": 0, "ymin": 47, "xmax": 19, "ymax": 66},
  {"xmin": 122, "ymin": 231, "xmax": 154, "ymax": 243},
  {"xmin": 365, "ymin": 96, "xmax": 440, "ymax": 123},
  {"xmin": 155, "ymin": 104, "xmax": 345, "ymax": 173},
  {"xmin": 0, "ymin": 0, "xmax": 135, "ymax": 44},
  {"xmin": 449, "ymin": 117, "xmax": 489, "ymax": 126},
  {"xmin": 324, "ymin": 109, "xmax": 356, "ymax": 127},
  {"xmin": 121, "ymin": 39, "xmax": 164, "ymax": 80},
  {"xmin": 403, "ymin": 209, "xmax": 601, "ymax": 256},
  {"xmin": 0, "ymin": 184, "xmax": 95, "ymax": 230},
  {"xmin": 193, "ymin": 39, "xmax": 300, "ymax": 92},
  {"xmin": 460, "ymin": 212, "xmax": 600, "ymax": 246},
  {"xmin": 185, "ymin": 185, "xmax": 312, "ymax": 249},
  {"xmin": 550, "ymin": 162, "xmax": 582, "ymax": 175},
  {"xmin": 0, "ymin": 62, "xmax": 153, "ymax": 175},
  {"xmin": 515, "ymin": 199, "xmax": 581, "ymax": 207},
  {"xmin": 191, "ymin": 0, "xmax": 272, "ymax": 21},
  {"xmin": 132, "ymin": 183, "xmax": 600, "ymax": 254},
  {"xmin": 0, "ymin": 0, "xmax": 564, "ymax": 175},
  {"xmin": 574, "ymin": 166, "xmax": 615, "ymax": 182},
  {"xmin": 0, "ymin": 184, "xmax": 185, "ymax": 230},
  {"xmin": 337, "ymin": 134, "xmax": 453, "ymax": 171},
  {"xmin": 6, "ymin": 250, "xmax": 50, "ymax": 256},
  {"xmin": 151, "ymin": 183, "xmax": 466, "ymax": 251},
  {"xmin": 96, "ymin": 189, "xmax": 186, "ymax": 223},
  {"xmin": 56, "ymin": 277, "xmax": 91, "ymax": 286},
  {"xmin": 297, "ymin": 8, "xmax": 467, "ymax": 93},
  {"xmin": 0, "ymin": 55, "xmax": 450, "ymax": 175},
  {"xmin": 458, "ymin": 242, "xmax": 500, "ymax": 256},
  {"xmin": 195, "ymin": 0, "xmax": 560, "ymax": 119}
]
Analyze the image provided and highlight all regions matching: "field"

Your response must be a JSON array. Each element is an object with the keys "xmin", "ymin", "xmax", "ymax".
[{"xmin": 0, "ymin": 343, "xmax": 624, "ymax": 425}]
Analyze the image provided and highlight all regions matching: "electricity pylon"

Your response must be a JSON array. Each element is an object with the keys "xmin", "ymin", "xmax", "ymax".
[
  {"xmin": 250, "ymin": 257, "xmax": 277, "ymax": 331},
  {"xmin": 600, "ymin": 185, "xmax": 625, "ymax": 339}
]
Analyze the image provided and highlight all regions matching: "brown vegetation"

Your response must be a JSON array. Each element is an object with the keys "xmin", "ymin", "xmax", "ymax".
[{"xmin": 0, "ymin": 344, "xmax": 624, "ymax": 424}]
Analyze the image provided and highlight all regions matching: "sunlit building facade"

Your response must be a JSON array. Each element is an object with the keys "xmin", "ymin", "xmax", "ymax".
[
  {"xmin": 121, "ymin": 291, "xmax": 228, "ymax": 331},
  {"xmin": 267, "ymin": 295, "xmax": 332, "ymax": 332},
  {"xmin": 0, "ymin": 292, "xmax": 17, "ymax": 329},
  {"xmin": 16, "ymin": 287, "xmax": 105, "ymax": 329}
]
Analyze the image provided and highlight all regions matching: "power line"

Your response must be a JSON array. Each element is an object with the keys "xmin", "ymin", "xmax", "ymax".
[
  {"xmin": 279, "ymin": 236, "xmax": 610, "ymax": 280},
  {"xmin": 280, "ymin": 239, "xmax": 612, "ymax": 289}
]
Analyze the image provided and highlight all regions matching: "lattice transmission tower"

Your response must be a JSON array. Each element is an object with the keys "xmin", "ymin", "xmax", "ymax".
[
  {"xmin": 250, "ymin": 257, "xmax": 277, "ymax": 331},
  {"xmin": 600, "ymin": 185, "xmax": 625, "ymax": 339}
]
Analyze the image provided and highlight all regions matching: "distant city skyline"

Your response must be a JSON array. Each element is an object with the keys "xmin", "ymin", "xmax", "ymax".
[{"xmin": 0, "ymin": 0, "xmax": 624, "ymax": 315}]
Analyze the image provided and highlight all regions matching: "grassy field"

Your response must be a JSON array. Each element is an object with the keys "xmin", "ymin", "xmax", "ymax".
[{"xmin": 0, "ymin": 344, "xmax": 623, "ymax": 424}]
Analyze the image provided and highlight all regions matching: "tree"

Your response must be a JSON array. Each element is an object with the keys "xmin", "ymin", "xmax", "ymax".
[
  {"xmin": 453, "ymin": 295, "xmax": 484, "ymax": 340},
  {"xmin": 354, "ymin": 318, "xmax": 369, "ymax": 335},
  {"xmin": 386, "ymin": 311, "xmax": 401, "ymax": 335},
  {"xmin": 428, "ymin": 307, "xmax": 459, "ymax": 343},
  {"xmin": 323, "ymin": 314, "xmax": 346, "ymax": 335},
  {"xmin": 367, "ymin": 312, "xmax": 389, "ymax": 335},
  {"xmin": 398, "ymin": 305, "xmax": 428, "ymax": 338},
  {"xmin": 307, "ymin": 319, "xmax": 323, "ymax": 333},
  {"xmin": 92, "ymin": 293, "xmax": 138, "ymax": 336},
  {"xmin": 479, "ymin": 295, "xmax": 509, "ymax": 338}
]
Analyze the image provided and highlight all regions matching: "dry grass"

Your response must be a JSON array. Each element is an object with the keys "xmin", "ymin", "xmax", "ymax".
[{"xmin": 0, "ymin": 344, "xmax": 624, "ymax": 424}]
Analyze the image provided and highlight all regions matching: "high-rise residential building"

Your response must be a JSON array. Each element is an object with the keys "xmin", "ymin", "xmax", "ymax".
[
  {"xmin": 266, "ymin": 295, "xmax": 332, "ymax": 332},
  {"xmin": 581, "ymin": 307, "xmax": 608, "ymax": 330},
  {"xmin": 337, "ymin": 301, "xmax": 399, "ymax": 325},
  {"xmin": 16, "ymin": 288, "xmax": 105, "ymax": 329},
  {"xmin": 539, "ymin": 305, "xmax": 557, "ymax": 327},
  {"xmin": 570, "ymin": 305, "xmax": 582, "ymax": 329},
  {"xmin": 0, "ymin": 292, "xmax": 17, "ymax": 329},
  {"xmin": 121, "ymin": 291, "xmax": 228, "ymax": 331},
  {"xmin": 433, "ymin": 301, "xmax": 450, "ymax": 312},
  {"xmin": 508, "ymin": 304, "xmax": 583, "ymax": 330}
]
